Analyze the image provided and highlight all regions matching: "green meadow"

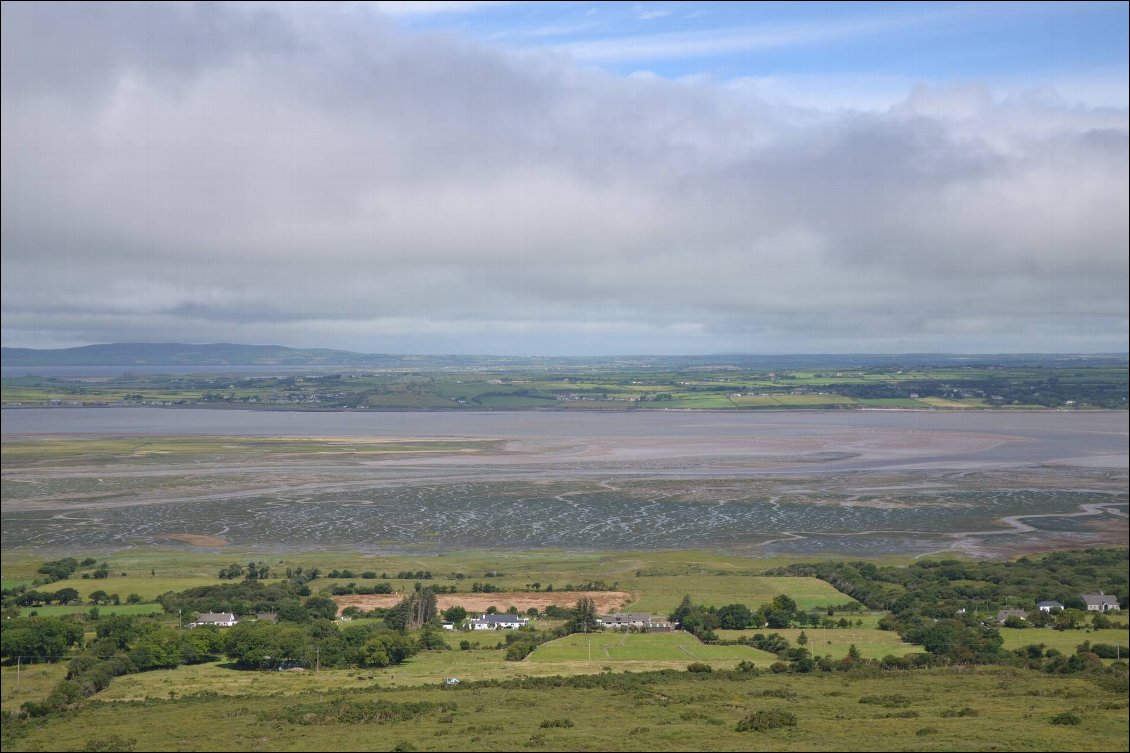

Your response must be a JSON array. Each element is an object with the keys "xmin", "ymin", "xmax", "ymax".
[
  {"xmin": 527, "ymin": 631, "xmax": 779, "ymax": 665},
  {"xmin": 3, "ymin": 666, "xmax": 1126, "ymax": 752},
  {"xmin": 716, "ymin": 628, "xmax": 925, "ymax": 660}
]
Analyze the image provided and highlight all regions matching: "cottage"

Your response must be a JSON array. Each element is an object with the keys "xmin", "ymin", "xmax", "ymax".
[
  {"xmin": 1036, "ymin": 601, "xmax": 1064, "ymax": 613},
  {"xmin": 469, "ymin": 613, "xmax": 529, "ymax": 630},
  {"xmin": 1080, "ymin": 593, "xmax": 1121, "ymax": 612},
  {"xmin": 256, "ymin": 612, "xmax": 279, "ymax": 623},
  {"xmin": 598, "ymin": 613, "xmax": 673, "ymax": 631},
  {"xmin": 996, "ymin": 609, "xmax": 1027, "ymax": 624},
  {"xmin": 191, "ymin": 612, "xmax": 238, "ymax": 628}
]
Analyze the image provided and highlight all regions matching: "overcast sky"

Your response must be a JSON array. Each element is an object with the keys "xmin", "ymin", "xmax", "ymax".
[{"xmin": 2, "ymin": 1, "xmax": 1127, "ymax": 355}]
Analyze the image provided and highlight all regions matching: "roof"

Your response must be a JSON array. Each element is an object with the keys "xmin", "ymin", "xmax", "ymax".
[
  {"xmin": 256, "ymin": 612, "xmax": 278, "ymax": 622},
  {"xmin": 195, "ymin": 612, "xmax": 236, "ymax": 622},
  {"xmin": 602, "ymin": 613, "xmax": 669, "ymax": 623},
  {"xmin": 996, "ymin": 609, "xmax": 1027, "ymax": 620},
  {"xmin": 1081, "ymin": 594, "xmax": 1120, "ymax": 606},
  {"xmin": 475, "ymin": 614, "xmax": 528, "ymax": 623},
  {"xmin": 1036, "ymin": 601, "xmax": 1063, "ymax": 608}
]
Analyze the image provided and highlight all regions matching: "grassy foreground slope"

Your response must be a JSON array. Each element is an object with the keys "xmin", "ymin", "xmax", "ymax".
[{"xmin": 3, "ymin": 666, "xmax": 1126, "ymax": 752}]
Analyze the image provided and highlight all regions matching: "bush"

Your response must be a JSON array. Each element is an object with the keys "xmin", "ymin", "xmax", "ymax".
[
  {"xmin": 859, "ymin": 694, "xmax": 913, "ymax": 708},
  {"xmin": 81, "ymin": 735, "xmax": 136, "ymax": 752},
  {"xmin": 940, "ymin": 706, "xmax": 979, "ymax": 718},
  {"xmin": 1050, "ymin": 711, "xmax": 1082, "ymax": 725},
  {"xmin": 539, "ymin": 718, "xmax": 575, "ymax": 728},
  {"xmin": 686, "ymin": 662, "xmax": 712, "ymax": 673},
  {"xmin": 736, "ymin": 708, "xmax": 798, "ymax": 732}
]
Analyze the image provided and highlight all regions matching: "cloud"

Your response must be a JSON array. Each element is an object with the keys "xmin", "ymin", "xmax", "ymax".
[
  {"xmin": 543, "ymin": 7, "xmax": 954, "ymax": 64},
  {"xmin": 1, "ymin": 3, "xmax": 1126, "ymax": 354},
  {"xmin": 634, "ymin": 7, "xmax": 671, "ymax": 21}
]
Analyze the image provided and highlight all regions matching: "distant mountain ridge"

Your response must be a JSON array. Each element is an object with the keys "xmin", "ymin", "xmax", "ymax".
[
  {"xmin": 0, "ymin": 342, "xmax": 388, "ymax": 367},
  {"xmin": 2, "ymin": 343, "xmax": 1127, "ymax": 370}
]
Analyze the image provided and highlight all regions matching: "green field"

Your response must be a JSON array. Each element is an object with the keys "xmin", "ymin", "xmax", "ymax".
[
  {"xmin": 528, "ymin": 631, "xmax": 778, "ymax": 665},
  {"xmin": 41, "ymin": 575, "xmax": 228, "ymax": 602},
  {"xmin": 999, "ymin": 628, "xmax": 1129, "ymax": 654},
  {"xmin": 716, "ymin": 628, "xmax": 924, "ymax": 660},
  {"xmin": 625, "ymin": 575, "xmax": 858, "ymax": 613},
  {"xmin": 0, "ymin": 661, "xmax": 70, "ymax": 716},
  {"xmin": 4, "ymin": 666, "xmax": 1126, "ymax": 752},
  {"xmin": 22, "ymin": 603, "xmax": 163, "ymax": 618}
]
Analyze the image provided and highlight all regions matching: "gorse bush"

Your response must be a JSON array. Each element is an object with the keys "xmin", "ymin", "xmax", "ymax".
[{"xmin": 735, "ymin": 708, "xmax": 798, "ymax": 732}]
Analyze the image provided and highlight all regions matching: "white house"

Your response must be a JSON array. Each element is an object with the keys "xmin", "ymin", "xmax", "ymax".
[
  {"xmin": 190, "ymin": 612, "xmax": 238, "ymax": 627},
  {"xmin": 469, "ymin": 614, "xmax": 528, "ymax": 630},
  {"xmin": 1081, "ymin": 593, "xmax": 1121, "ymax": 612},
  {"xmin": 1036, "ymin": 601, "xmax": 1064, "ymax": 612},
  {"xmin": 598, "ymin": 613, "xmax": 673, "ymax": 631}
]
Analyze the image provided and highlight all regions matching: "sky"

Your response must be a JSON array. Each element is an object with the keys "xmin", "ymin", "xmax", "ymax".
[{"xmin": 1, "ymin": 1, "xmax": 1127, "ymax": 355}]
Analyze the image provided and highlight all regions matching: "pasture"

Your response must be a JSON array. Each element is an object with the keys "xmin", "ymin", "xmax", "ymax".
[
  {"xmin": 528, "ymin": 631, "xmax": 778, "ymax": 665},
  {"xmin": 998, "ymin": 627, "xmax": 1129, "ymax": 654},
  {"xmin": 625, "ymin": 575, "xmax": 858, "ymax": 613},
  {"xmin": 715, "ymin": 628, "xmax": 924, "ymax": 660},
  {"xmin": 4, "ymin": 665, "xmax": 1126, "ymax": 752}
]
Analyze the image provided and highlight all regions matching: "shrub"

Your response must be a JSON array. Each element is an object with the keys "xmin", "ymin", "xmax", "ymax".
[
  {"xmin": 735, "ymin": 708, "xmax": 798, "ymax": 732},
  {"xmin": 858, "ymin": 694, "xmax": 912, "ymax": 708},
  {"xmin": 539, "ymin": 718, "xmax": 575, "ymax": 728},
  {"xmin": 686, "ymin": 662, "xmax": 712, "ymax": 673},
  {"xmin": 940, "ymin": 706, "xmax": 979, "ymax": 718},
  {"xmin": 1050, "ymin": 711, "xmax": 1082, "ymax": 725},
  {"xmin": 916, "ymin": 727, "xmax": 940, "ymax": 736}
]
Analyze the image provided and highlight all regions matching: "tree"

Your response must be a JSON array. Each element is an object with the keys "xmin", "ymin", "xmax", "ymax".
[
  {"xmin": 442, "ymin": 606, "xmax": 467, "ymax": 624},
  {"xmin": 304, "ymin": 596, "xmax": 338, "ymax": 622},
  {"xmin": 88, "ymin": 590, "xmax": 111, "ymax": 605},
  {"xmin": 568, "ymin": 597, "xmax": 600, "ymax": 634},
  {"xmin": 54, "ymin": 588, "xmax": 81, "ymax": 606},
  {"xmin": 716, "ymin": 604, "xmax": 754, "ymax": 630},
  {"xmin": 797, "ymin": 630, "xmax": 809, "ymax": 646},
  {"xmin": 770, "ymin": 594, "xmax": 798, "ymax": 615},
  {"xmin": 671, "ymin": 595, "xmax": 694, "ymax": 625}
]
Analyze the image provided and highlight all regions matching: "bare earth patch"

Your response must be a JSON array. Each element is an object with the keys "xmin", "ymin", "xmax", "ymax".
[
  {"xmin": 334, "ymin": 590, "xmax": 633, "ymax": 615},
  {"xmin": 156, "ymin": 533, "xmax": 229, "ymax": 547}
]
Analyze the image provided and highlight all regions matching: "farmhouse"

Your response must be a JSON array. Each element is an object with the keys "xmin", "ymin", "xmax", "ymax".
[
  {"xmin": 1080, "ymin": 593, "xmax": 1121, "ymax": 612},
  {"xmin": 469, "ymin": 613, "xmax": 529, "ymax": 630},
  {"xmin": 1036, "ymin": 601, "xmax": 1064, "ymax": 612},
  {"xmin": 996, "ymin": 609, "xmax": 1027, "ymax": 624},
  {"xmin": 598, "ymin": 612, "xmax": 673, "ymax": 631},
  {"xmin": 191, "ymin": 612, "xmax": 238, "ymax": 627}
]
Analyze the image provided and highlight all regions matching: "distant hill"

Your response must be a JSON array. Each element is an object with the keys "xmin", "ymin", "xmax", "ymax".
[
  {"xmin": 0, "ymin": 342, "xmax": 392, "ymax": 368},
  {"xmin": 2, "ymin": 343, "xmax": 1126, "ymax": 370}
]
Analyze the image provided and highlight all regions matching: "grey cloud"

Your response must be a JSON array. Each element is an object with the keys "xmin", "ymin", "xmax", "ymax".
[{"xmin": 1, "ymin": 3, "xmax": 1126, "ymax": 353}]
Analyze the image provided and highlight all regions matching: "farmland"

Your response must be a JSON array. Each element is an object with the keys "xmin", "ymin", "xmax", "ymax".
[
  {"xmin": 527, "ymin": 631, "xmax": 780, "ymax": 664},
  {"xmin": 3, "ymin": 359, "xmax": 1126, "ymax": 411}
]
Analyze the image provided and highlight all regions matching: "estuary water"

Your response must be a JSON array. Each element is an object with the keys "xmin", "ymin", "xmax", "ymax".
[{"xmin": 2, "ymin": 409, "xmax": 1126, "ymax": 556}]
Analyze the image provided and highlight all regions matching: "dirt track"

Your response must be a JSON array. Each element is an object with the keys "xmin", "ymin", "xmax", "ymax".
[{"xmin": 334, "ymin": 590, "xmax": 634, "ymax": 615}]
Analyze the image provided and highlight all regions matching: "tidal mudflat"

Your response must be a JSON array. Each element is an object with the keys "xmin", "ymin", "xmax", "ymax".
[{"xmin": 2, "ymin": 409, "xmax": 1126, "ymax": 557}]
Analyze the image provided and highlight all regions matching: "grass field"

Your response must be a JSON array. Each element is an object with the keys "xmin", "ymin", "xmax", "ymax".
[
  {"xmin": 41, "ymin": 575, "xmax": 228, "ymax": 601},
  {"xmin": 528, "ymin": 631, "xmax": 779, "ymax": 665},
  {"xmin": 715, "ymin": 628, "xmax": 924, "ymax": 660},
  {"xmin": 998, "ymin": 628, "xmax": 1129, "ymax": 654},
  {"xmin": 23, "ymin": 603, "xmax": 163, "ymax": 618},
  {"xmin": 0, "ymin": 661, "xmax": 70, "ymax": 715},
  {"xmin": 625, "ymin": 575, "xmax": 858, "ymax": 613},
  {"xmin": 4, "ymin": 665, "xmax": 1126, "ymax": 751}
]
